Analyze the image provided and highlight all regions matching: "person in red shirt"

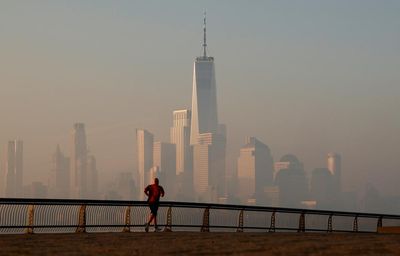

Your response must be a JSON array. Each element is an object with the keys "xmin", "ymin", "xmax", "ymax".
[{"xmin": 144, "ymin": 178, "xmax": 165, "ymax": 232}]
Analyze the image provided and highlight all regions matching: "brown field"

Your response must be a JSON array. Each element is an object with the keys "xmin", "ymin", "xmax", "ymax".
[{"xmin": 0, "ymin": 232, "xmax": 399, "ymax": 255}]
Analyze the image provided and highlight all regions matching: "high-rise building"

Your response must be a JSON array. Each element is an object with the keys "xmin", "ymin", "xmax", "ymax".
[
  {"xmin": 170, "ymin": 109, "xmax": 193, "ymax": 199},
  {"xmin": 87, "ymin": 155, "xmax": 98, "ymax": 199},
  {"xmin": 274, "ymin": 155, "xmax": 304, "ymax": 182},
  {"xmin": 310, "ymin": 168, "xmax": 334, "ymax": 209},
  {"xmin": 152, "ymin": 141, "xmax": 176, "ymax": 199},
  {"xmin": 170, "ymin": 110, "xmax": 192, "ymax": 175},
  {"xmin": 327, "ymin": 153, "xmax": 341, "ymax": 193},
  {"xmin": 237, "ymin": 137, "xmax": 274, "ymax": 204},
  {"xmin": 71, "ymin": 123, "xmax": 88, "ymax": 198},
  {"xmin": 193, "ymin": 133, "xmax": 226, "ymax": 201},
  {"xmin": 190, "ymin": 14, "xmax": 226, "ymax": 202},
  {"xmin": 49, "ymin": 145, "xmax": 70, "ymax": 198},
  {"xmin": 274, "ymin": 154, "xmax": 308, "ymax": 208},
  {"xmin": 4, "ymin": 140, "xmax": 23, "ymax": 198},
  {"xmin": 136, "ymin": 129, "xmax": 154, "ymax": 200},
  {"xmin": 190, "ymin": 14, "xmax": 218, "ymax": 145}
]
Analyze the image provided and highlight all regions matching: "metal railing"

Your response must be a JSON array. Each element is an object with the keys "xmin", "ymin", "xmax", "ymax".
[{"xmin": 1, "ymin": 198, "xmax": 400, "ymax": 234}]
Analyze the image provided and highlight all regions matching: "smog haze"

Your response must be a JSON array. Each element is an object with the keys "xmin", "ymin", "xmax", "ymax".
[{"xmin": 1, "ymin": 1, "xmax": 399, "ymax": 203}]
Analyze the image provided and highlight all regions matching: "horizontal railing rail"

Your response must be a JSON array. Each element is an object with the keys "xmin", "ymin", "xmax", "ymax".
[{"xmin": 1, "ymin": 198, "xmax": 399, "ymax": 234}]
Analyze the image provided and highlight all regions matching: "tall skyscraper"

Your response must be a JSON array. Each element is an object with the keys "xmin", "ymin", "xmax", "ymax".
[
  {"xmin": 190, "ymin": 14, "xmax": 218, "ymax": 145},
  {"xmin": 87, "ymin": 155, "xmax": 98, "ymax": 199},
  {"xmin": 49, "ymin": 145, "xmax": 70, "ymax": 198},
  {"xmin": 152, "ymin": 141, "xmax": 176, "ymax": 199},
  {"xmin": 237, "ymin": 137, "xmax": 274, "ymax": 204},
  {"xmin": 190, "ymin": 14, "xmax": 226, "ymax": 202},
  {"xmin": 170, "ymin": 109, "xmax": 193, "ymax": 199},
  {"xmin": 4, "ymin": 140, "xmax": 23, "ymax": 197},
  {"xmin": 136, "ymin": 129, "xmax": 154, "ymax": 200},
  {"xmin": 327, "ymin": 153, "xmax": 342, "ymax": 193},
  {"xmin": 170, "ymin": 109, "xmax": 192, "ymax": 175},
  {"xmin": 71, "ymin": 123, "xmax": 88, "ymax": 199}
]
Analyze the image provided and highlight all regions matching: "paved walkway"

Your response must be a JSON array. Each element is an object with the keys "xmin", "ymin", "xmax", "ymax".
[{"xmin": 0, "ymin": 232, "xmax": 399, "ymax": 255}]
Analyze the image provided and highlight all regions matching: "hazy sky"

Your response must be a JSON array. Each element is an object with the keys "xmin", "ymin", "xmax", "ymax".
[{"xmin": 1, "ymin": 1, "xmax": 399, "ymax": 195}]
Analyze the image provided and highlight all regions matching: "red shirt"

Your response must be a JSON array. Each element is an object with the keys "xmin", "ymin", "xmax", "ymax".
[{"xmin": 144, "ymin": 184, "xmax": 165, "ymax": 204}]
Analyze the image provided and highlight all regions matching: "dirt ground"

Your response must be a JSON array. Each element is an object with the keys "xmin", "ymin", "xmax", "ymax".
[{"xmin": 0, "ymin": 232, "xmax": 399, "ymax": 255}]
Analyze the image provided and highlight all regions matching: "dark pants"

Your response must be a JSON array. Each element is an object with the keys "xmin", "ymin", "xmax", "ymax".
[{"xmin": 149, "ymin": 203, "xmax": 159, "ymax": 216}]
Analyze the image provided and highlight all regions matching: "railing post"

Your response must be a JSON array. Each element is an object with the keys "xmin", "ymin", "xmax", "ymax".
[
  {"xmin": 122, "ymin": 206, "xmax": 131, "ymax": 232},
  {"xmin": 163, "ymin": 206, "xmax": 172, "ymax": 232},
  {"xmin": 268, "ymin": 211, "xmax": 276, "ymax": 232},
  {"xmin": 353, "ymin": 215, "xmax": 358, "ymax": 232},
  {"xmin": 201, "ymin": 207, "xmax": 210, "ymax": 232},
  {"xmin": 377, "ymin": 216, "xmax": 383, "ymax": 232},
  {"xmin": 298, "ymin": 212, "xmax": 305, "ymax": 233},
  {"xmin": 25, "ymin": 204, "xmax": 35, "ymax": 234},
  {"xmin": 236, "ymin": 209, "xmax": 244, "ymax": 232},
  {"xmin": 76, "ymin": 205, "xmax": 86, "ymax": 233},
  {"xmin": 327, "ymin": 214, "xmax": 333, "ymax": 233}
]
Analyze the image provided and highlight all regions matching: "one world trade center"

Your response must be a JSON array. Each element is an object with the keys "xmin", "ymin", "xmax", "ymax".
[{"xmin": 190, "ymin": 14, "xmax": 226, "ymax": 201}]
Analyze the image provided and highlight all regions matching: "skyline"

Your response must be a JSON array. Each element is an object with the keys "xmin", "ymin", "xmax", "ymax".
[{"xmin": 1, "ymin": 1, "xmax": 399, "ymax": 197}]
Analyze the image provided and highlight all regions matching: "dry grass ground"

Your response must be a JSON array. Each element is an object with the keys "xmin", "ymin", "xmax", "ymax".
[{"xmin": 0, "ymin": 232, "xmax": 399, "ymax": 255}]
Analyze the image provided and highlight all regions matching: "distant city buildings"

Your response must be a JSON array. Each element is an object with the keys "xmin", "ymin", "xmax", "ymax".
[
  {"xmin": 310, "ymin": 168, "xmax": 334, "ymax": 209},
  {"xmin": 1, "ymin": 15, "xmax": 386, "ymax": 216},
  {"xmin": 49, "ymin": 145, "xmax": 70, "ymax": 198},
  {"xmin": 170, "ymin": 109, "xmax": 192, "ymax": 175},
  {"xmin": 71, "ymin": 123, "xmax": 88, "ymax": 198},
  {"xmin": 70, "ymin": 123, "xmax": 98, "ymax": 199},
  {"xmin": 136, "ymin": 129, "xmax": 154, "ymax": 200},
  {"xmin": 274, "ymin": 154, "xmax": 308, "ymax": 208},
  {"xmin": 4, "ymin": 140, "xmax": 23, "ymax": 198},
  {"xmin": 152, "ymin": 141, "xmax": 176, "ymax": 199},
  {"xmin": 234, "ymin": 151, "xmax": 347, "ymax": 209},
  {"xmin": 237, "ymin": 137, "xmax": 274, "ymax": 204},
  {"xmin": 193, "ymin": 133, "xmax": 226, "ymax": 201},
  {"xmin": 134, "ymin": 16, "xmax": 227, "ymax": 202},
  {"xmin": 327, "ymin": 153, "xmax": 342, "ymax": 193},
  {"xmin": 170, "ymin": 109, "xmax": 193, "ymax": 199},
  {"xmin": 87, "ymin": 155, "xmax": 98, "ymax": 198},
  {"xmin": 274, "ymin": 154, "xmax": 304, "ymax": 180}
]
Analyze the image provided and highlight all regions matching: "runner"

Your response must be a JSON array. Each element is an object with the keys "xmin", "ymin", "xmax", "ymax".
[{"xmin": 144, "ymin": 178, "xmax": 165, "ymax": 232}]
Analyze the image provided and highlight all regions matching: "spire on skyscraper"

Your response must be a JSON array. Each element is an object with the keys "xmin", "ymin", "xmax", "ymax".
[
  {"xmin": 202, "ymin": 11, "xmax": 207, "ymax": 57},
  {"xmin": 191, "ymin": 12, "xmax": 218, "ymax": 145}
]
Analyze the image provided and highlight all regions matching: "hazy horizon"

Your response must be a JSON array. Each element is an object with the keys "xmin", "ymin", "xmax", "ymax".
[{"xmin": 1, "ymin": 1, "xmax": 399, "ymax": 198}]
